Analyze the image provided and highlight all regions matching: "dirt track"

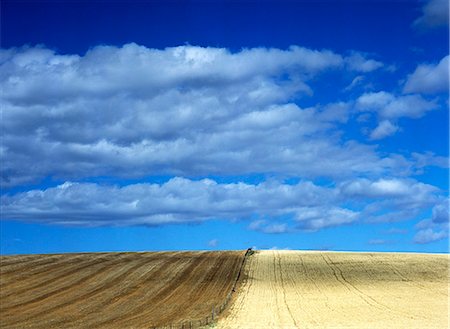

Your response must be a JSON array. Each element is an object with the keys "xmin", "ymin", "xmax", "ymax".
[
  {"xmin": 218, "ymin": 250, "xmax": 449, "ymax": 329},
  {"xmin": 0, "ymin": 251, "xmax": 245, "ymax": 329}
]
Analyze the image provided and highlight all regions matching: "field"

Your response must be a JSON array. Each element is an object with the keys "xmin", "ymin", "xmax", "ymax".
[
  {"xmin": 1, "ymin": 250, "xmax": 448, "ymax": 329},
  {"xmin": 0, "ymin": 251, "xmax": 245, "ymax": 329},
  {"xmin": 218, "ymin": 250, "xmax": 449, "ymax": 329}
]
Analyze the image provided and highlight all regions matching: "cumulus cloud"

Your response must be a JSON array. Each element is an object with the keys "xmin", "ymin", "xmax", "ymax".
[
  {"xmin": 295, "ymin": 207, "xmax": 358, "ymax": 231},
  {"xmin": 248, "ymin": 220, "xmax": 290, "ymax": 234},
  {"xmin": 403, "ymin": 55, "xmax": 449, "ymax": 94},
  {"xmin": 356, "ymin": 91, "xmax": 437, "ymax": 139},
  {"xmin": 431, "ymin": 201, "xmax": 449, "ymax": 223},
  {"xmin": 344, "ymin": 75, "xmax": 365, "ymax": 91},
  {"xmin": 411, "ymin": 152, "xmax": 449, "ymax": 169},
  {"xmin": 414, "ymin": 228, "xmax": 447, "ymax": 244},
  {"xmin": 414, "ymin": 200, "xmax": 449, "ymax": 244},
  {"xmin": 2, "ymin": 177, "xmax": 441, "ymax": 232},
  {"xmin": 339, "ymin": 178, "xmax": 437, "ymax": 199},
  {"xmin": 356, "ymin": 92, "xmax": 437, "ymax": 119},
  {"xmin": 345, "ymin": 52, "xmax": 383, "ymax": 72},
  {"xmin": 369, "ymin": 120, "xmax": 399, "ymax": 140},
  {"xmin": 413, "ymin": 0, "xmax": 449, "ymax": 30},
  {"xmin": 1, "ymin": 178, "xmax": 333, "ymax": 227},
  {"xmin": 339, "ymin": 178, "xmax": 441, "ymax": 226},
  {"xmin": 1, "ymin": 43, "xmax": 445, "ymax": 237},
  {"xmin": 1, "ymin": 44, "xmax": 399, "ymax": 187},
  {"xmin": 0, "ymin": 44, "xmax": 345, "ymax": 106}
]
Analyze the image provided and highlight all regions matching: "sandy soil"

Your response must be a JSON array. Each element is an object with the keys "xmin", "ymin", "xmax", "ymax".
[
  {"xmin": 218, "ymin": 250, "xmax": 449, "ymax": 329},
  {"xmin": 0, "ymin": 251, "xmax": 245, "ymax": 329}
]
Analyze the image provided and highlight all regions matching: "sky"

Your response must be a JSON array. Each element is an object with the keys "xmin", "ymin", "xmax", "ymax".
[{"xmin": 1, "ymin": 0, "xmax": 449, "ymax": 255}]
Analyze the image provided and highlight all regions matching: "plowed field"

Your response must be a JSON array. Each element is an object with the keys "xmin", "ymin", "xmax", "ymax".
[
  {"xmin": 0, "ymin": 251, "xmax": 245, "ymax": 329},
  {"xmin": 218, "ymin": 250, "xmax": 449, "ymax": 329}
]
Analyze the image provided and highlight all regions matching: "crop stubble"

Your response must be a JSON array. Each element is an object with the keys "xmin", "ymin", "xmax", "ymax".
[
  {"xmin": 218, "ymin": 250, "xmax": 449, "ymax": 329},
  {"xmin": 0, "ymin": 251, "xmax": 245, "ymax": 328}
]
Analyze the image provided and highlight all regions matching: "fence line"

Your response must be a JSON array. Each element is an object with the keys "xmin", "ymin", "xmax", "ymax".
[{"xmin": 151, "ymin": 248, "xmax": 253, "ymax": 329}]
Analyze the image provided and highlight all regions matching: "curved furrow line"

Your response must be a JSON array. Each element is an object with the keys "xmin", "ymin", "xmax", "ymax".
[
  {"xmin": 144, "ymin": 254, "xmax": 209, "ymax": 306},
  {"xmin": 209, "ymin": 254, "xmax": 242, "ymax": 301},
  {"xmin": 152, "ymin": 253, "xmax": 225, "ymax": 325},
  {"xmin": 324, "ymin": 254, "xmax": 428, "ymax": 320},
  {"xmin": 91, "ymin": 252, "xmax": 183, "ymax": 314},
  {"xmin": 168, "ymin": 251, "xmax": 232, "ymax": 321},
  {"xmin": 355, "ymin": 257, "xmax": 429, "ymax": 320},
  {"xmin": 11, "ymin": 253, "xmax": 164, "ymax": 327},
  {"xmin": 0, "ymin": 254, "xmax": 87, "ymax": 284},
  {"xmin": 0, "ymin": 255, "xmax": 66, "ymax": 275},
  {"xmin": 0, "ymin": 253, "xmax": 132, "ymax": 314},
  {"xmin": 271, "ymin": 251, "xmax": 283, "ymax": 325},
  {"xmin": 88, "ymin": 252, "xmax": 200, "ymax": 328},
  {"xmin": 46, "ymin": 253, "xmax": 175, "ymax": 329},
  {"xmin": 324, "ymin": 254, "xmax": 380, "ymax": 310},
  {"xmin": 90, "ymin": 252, "xmax": 180, "ymax": 313},
  {"xmin": 321, "ymin": 253, "xmax": 379, "ymax": 313},
  {"xmin": 284, "ymin": 253, "xmax": 317, "ymax": 328},
  {"xmin": 298, "ymin": 254, "xmax": 333, "ymax": 313},
  {"xmin": 320, "ymin": 254, "xmax": 354, "ymax": 293},
  {"xmin": 386, "ymin": 259, "xmax": 447, "ymax": 297},
  {"xmin": 1, "ymin": 255, "xmax": 120, "ymax": 300},
  {"xmin": 117, "ymin": 253, "xmax": 214, "ymax": 327},
  {"xmin": 0, "ymin": 254, "xmax": 111, "ymax": 297},
  {"xmin": 132, "ymin": 252, "xmax": 214, "ymax": 324},
  {"xmin": 0, "ymin": 255, "xmax": 53, "ymax": 267},
  {"xmin": 276, "ymin": 251, "xmax": 298, "ymax": 328},
  {"xmin": 1, "ymin": 251, "xmax": 247, "ymax": 329}
]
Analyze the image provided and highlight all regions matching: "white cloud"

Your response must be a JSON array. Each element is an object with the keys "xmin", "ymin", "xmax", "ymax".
[
  {"xmin": 413, "ymin": 200, "xmax": 449, "ymax": 244},
  {"xmin": 339, "ymin": 178, "xmax": 435, "ymax": 198},
  {"xmin": 318, "ymin": 102, "xmax": 350, "ymax": 123},
  {"xmin": 0, "ymin": 44, "xmax": 345, "ymax": 105},
  {"xmin": 370, "ymin": 120, "xmax": 399, "ymax": 140},
  {"xmin": 356, "ymin": 91, "xmax": 394, "ymax": 110},
  {"xmin": 413, "ymin": 0, "xmax": 449, "ymax": 30},
  {"xmin": 1, "ymin": 176, "xmax": 443, "ymax": 232},
  {"xmin": 344, "ymin": 75, "xmax": 365, "ymax": 91},
  {"xmin": 1, "ymin": 178, "xmax": 333, "ymax": 227},
  {"xmin": 414, "ymin": 228, "xmax": 447, "ymax": 244},
  {"xmin": 1, "ymin": 43, "xmax": 445, "ymax": 236},
  {"xmin": 339, "ymin": 178, "xmax": 440, "ymax": 226},
  {"xmin": 403, "ymin": 55, "xmax": 449, "ymax": 94},
  {"xmin": 356, "ymin": 91, "xmax": 437, "ymax": 139},
  {"xmin": 345, "ymin": 52, "xmax": 383, "ymax": 72},
  {"xmin": 295, "ymin": 207, "xmax": 358, "ymax": 231},
  {"xmin": 248, "ymin": 220, "xmax": 290, "ymax": 234},
  {"xmin": 208, "ymin": 239, "xmax": 219, "ymax": 247},
  {"xmin": 411, "ymin": 152, "xmax": 449, "ymax": 169},
  {"xmin": 356, "ymin": 92, "xmax": 437, "ymax": 119},
  {"xmin": 431, "ymin": 201, "xmax": 449, "ymax": 223},
  {"xmin": 1, "ymin": 44, "xmax": 399, "ymax": 187}
]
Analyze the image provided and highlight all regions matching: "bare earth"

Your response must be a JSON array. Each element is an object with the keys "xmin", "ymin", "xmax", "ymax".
[
  {"xmin": 218, "ymin": 250, "xmax": 449, "ymax": 329},
  {"xmin": 0, "ymin": 251, "xmax": 245, "ymax": 329}
]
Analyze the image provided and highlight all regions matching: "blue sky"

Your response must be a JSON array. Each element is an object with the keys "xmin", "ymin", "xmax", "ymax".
[{"xmin": 1, "ymin": 0, "xmax": 449, "ymax": 255}]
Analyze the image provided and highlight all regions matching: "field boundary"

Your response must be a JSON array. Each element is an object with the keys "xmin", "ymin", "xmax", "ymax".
[{"xmin": 151, "ymin": 248, "xmax": 253, "ymax": 329}]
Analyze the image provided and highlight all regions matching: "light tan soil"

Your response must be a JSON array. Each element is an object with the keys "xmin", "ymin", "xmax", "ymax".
[
  {"xmin": 0, "ymin": 251, "xmax": 245, "ymax": 329},
  {"xmin": 218, "ymin": 250, "xmax": 449, "ymax": 329}
]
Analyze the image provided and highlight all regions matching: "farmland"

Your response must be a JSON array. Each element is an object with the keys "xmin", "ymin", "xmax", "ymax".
[
  {"xmin": 218, "ymin": 250, "xmax": 449, "ymax": 329},
  {"xmin": 0, "ymin": 251, "xmax": 245, "ymax": 329},
  {"xmin": 1, "ymin": 250, "xmax": 448, "ymax": 329}
]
